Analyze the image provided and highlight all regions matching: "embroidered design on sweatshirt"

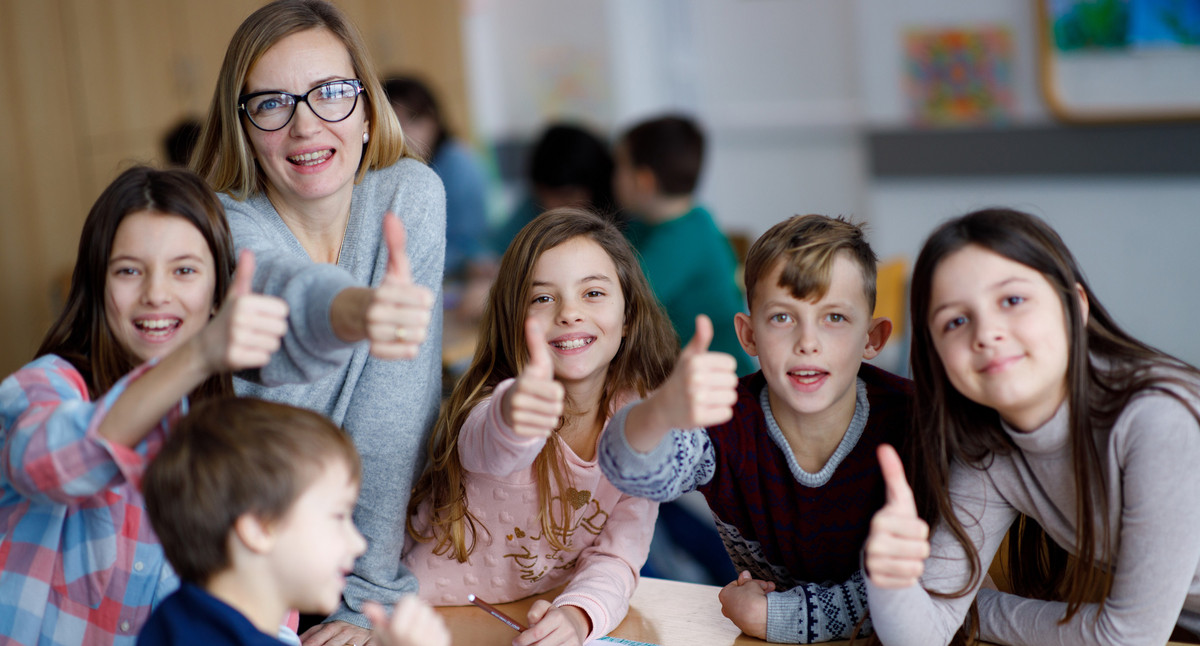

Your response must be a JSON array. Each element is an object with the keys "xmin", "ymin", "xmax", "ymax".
[{"xmin": 502, "ymin": 488, "xmax": 609, "ymax": 582}]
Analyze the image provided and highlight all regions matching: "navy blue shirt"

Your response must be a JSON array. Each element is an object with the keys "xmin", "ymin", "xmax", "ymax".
[{"xmin": 138, "ymin": 582, "xmax": 284, "ymax": 646}]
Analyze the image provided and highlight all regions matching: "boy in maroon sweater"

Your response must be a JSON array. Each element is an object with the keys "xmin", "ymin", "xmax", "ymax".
[{"xmin": 599, "ymin": 214, "xmax": 912, "ymax": 643}]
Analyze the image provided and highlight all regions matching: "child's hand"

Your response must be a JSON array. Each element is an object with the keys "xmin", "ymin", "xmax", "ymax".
[
  {"xmin": 199, "ymin": 249, "xmax": 289, "ymax": 373},
  {"xmin": 629, "ymin": 315, "xmax": 737, "ymax": 450},
  {"xmin": 364, "ymin": 597, "xmax": 449, "ymax": 646},
  {"xmin": 514, "ymin": 601, "xmax": 588, "ymax": 646},
  {"xmin": 864, "ymin": 443, "xmax": 930, "ymax": 589},
  {"xmin": 365, "ymin": 213, "xmax": 434, "ymax": 360},
  {"xmin": 717, "ymin": 570, "xmax": 773, "ymax": 639},
  {"xmin": 501, "ymin": 318, "xmax": 565, "ymax": 437}
]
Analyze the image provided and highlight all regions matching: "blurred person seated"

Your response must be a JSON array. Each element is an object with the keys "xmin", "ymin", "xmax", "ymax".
[{"xmin": 490, "ymin": 123, "xmax": 618, "ymax": 256}]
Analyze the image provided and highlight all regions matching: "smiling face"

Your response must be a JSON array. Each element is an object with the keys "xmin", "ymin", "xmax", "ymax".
[
  {"xmin": 268, "ymin": 458, "xmax": 366, "ymax": 614},
  {"xmin": 104, "ymin": 210, "xmax": 217, "ymax": 363},
  {"xmin": 526, "ymin": 236, "xmax": 626, "ymax": 398},
  {"xmin": 736, "ymin": 254, "xmax": 887, "ymax": 432},
  {"xmin": 243, "ymin": 27, "xmax": 367, "ymax": 212},
  {"xmin": 928, "ymin": 244, "xmax": 1079, "ymax": 431}
]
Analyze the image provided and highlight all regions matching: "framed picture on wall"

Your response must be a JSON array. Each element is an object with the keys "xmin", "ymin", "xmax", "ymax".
[{"xmin": 1036, "ymin": 0, "xmax": 1200, "ymax": 122}]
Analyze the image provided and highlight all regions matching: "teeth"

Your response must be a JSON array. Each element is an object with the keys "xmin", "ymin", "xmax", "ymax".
[
  {"xmin": 136, "ymin": 319, "xmax": 177, "ymax": 330},
  {"xmin": 289, "ymin": 150, "xmax": 331, "ymax": 164},
  {"xmin": 790, "ymin": 370, "xmax": 821, "ymax": 377},
  {"xmin": 553, "ymin": 338, "xmax": 592, "ymax": 350}
]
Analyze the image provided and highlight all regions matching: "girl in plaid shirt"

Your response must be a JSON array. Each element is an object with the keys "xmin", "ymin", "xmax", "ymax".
[{"xmin": 0, "ymin": 166, "xmax": 288, "ymax": 646}]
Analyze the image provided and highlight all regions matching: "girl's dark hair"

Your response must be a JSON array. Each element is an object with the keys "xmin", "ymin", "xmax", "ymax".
[
  {"xmin": 36, "ymin": 165, "xmax": 235, "ymax": 400},
  {"xmin": 908, "ymin": 207, "xmax": 1200, "ymax": 640}
]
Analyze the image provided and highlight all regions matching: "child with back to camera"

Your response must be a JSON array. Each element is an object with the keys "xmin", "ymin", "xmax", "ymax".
[
  {"xmin": 405, "ymin": 208, "xmax": 679, "ymax": 646},
  {"xmin": 0, "ymin": 166, "xmax": 288, "ymax": 646},
  {"xmin": 600, "ymin": 214, "xmax": 913, "ymax": 643},
  {"xmin": 864, "ymin": 208, "xmax": 1200, "ymax": 645},
  {"xmin": 139, "ymin": 397, "xmax": 448, "ymax": 646}
]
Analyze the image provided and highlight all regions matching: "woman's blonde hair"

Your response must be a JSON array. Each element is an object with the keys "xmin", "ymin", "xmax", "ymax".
[
  {"xmin": 408, "ymin": 207, "xmax": 677, "ymax": 561},
  {"xmin": 191, "ymin": 0, "xmax": 408, "ymax": 199}
]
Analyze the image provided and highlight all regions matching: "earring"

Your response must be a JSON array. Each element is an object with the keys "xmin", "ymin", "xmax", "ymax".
[{"xmin": 362, "ymin": 131, "xmax": 369, "ymax": 144}]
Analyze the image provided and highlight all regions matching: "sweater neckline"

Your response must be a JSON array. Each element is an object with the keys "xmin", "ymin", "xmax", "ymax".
[
  {"xmin": 759, "ymin": 377, "xmax": 869, "ymax": 486},
  {"xmin": 1001, "ymin": 401, "xmax": 1072, "ymax": 454}
]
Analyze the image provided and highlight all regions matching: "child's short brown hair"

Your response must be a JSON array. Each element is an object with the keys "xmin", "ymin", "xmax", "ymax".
[
  {"xmin": 144, "ymin": 397, "xmax": 361, "ymax": 585},
  {"xmin": 620, "ymin": 115, "xmax": 705, "ymax": 196},
  {"xmin": 744, "ymin": 214, "xmax": 878, "ymax": 313}
]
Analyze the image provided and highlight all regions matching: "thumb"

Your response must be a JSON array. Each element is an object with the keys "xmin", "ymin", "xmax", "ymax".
[
  {"xmin": 383, "ymin": 212, "xmax": 412, "ymax": 282},
  {"xmin": 229, "ymin": 249, "xmax": 255, "ymax": 299},
  {"xmin": 524, "ymin": 318, "xmax": 553, "ymax": 380},
  {"xmin": 878, "ymin": 443, "xmax": 917, "ymax": 516},
  {"xmin": 683, "ymin": 314, "xmax": 714, "ymax": 356}
]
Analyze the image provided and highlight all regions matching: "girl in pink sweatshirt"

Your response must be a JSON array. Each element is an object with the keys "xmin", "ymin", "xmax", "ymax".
[{"xmin": 405, "ymin": 208, "xmax": 677, "ymax": 645}]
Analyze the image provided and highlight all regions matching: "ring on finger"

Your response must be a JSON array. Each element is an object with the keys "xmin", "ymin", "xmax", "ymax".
[{"xmin": 394, "ymin": 325, "xmax": 408, "ymax": 342}]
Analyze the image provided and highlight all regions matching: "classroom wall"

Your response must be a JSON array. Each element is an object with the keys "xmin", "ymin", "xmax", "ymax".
[
  {"xmin": 462, "ymin": 0, "xmax": 1200, "ymax": 368},
  {"xmin": 0, "ymin": 0, "xmax": 468, "ymax": 377}
]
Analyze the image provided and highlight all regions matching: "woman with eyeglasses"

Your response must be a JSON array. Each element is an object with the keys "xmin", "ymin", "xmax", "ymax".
[{"xmin": 190, "ymin": 2, "xmax": 444, "ymax": 645}]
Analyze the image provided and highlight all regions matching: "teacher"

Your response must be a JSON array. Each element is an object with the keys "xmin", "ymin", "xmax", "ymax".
[{"xmin": 190, "ymin": 1, "xmax": 444, "ymax": 644}]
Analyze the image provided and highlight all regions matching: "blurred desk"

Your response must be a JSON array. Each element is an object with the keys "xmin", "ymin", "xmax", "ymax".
[{"xmin": 436, "ymin": 576, "xmax": 1197, "ymax": 646}]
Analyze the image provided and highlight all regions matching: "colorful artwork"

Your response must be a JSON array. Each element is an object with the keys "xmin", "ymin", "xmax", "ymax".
[
  {"xmin": 903, "ymin": 27, "xmax": 1016, "ymax": 127},
  {"xmin": 1050, "ymin": 0, "xmax": 1200, "ymax": 51}
]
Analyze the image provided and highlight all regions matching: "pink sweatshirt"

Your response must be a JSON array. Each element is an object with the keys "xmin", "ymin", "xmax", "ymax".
[{"xmin": 404, "ymin": 380, "xmax": 658, "ymax": 642}]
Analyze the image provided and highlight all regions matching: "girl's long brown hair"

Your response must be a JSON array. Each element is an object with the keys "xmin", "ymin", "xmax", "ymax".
[
  {"xmin": 407, "ymin": 207, "xmax": 677, "ymax": 561},
  {"xmin": 907, "ymin": 208, "xmax": 1200, "ymax": 642},
  {"xmin": 36, "ymin": 166, "xmax": 235, "ymax": 401}
]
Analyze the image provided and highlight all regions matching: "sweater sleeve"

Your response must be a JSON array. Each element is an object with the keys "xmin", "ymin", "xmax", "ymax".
[
  {"xmin": 457, "ymin": 380, "xmax": 548, "ymax": 476},
  {"xmin": 554, "ymin": 487, "xmax": 658, "ymax": 642},
  {"xmin": 764, "ymin": 569, "xmax": 871, "ymax": 643},
  {"xmin": 977, "ymin": 393, "xmax": 1200, "ymax": 646},
  {"xmin": 596, "ymin": 401, "xmax": 716, "ymax": 501},
  {"xmin": 866, "ymin": 460, "xmax": 1017, "ymax": 646},
  {"xmin": 222, "ymin": 194, "xmax": 358, "ymax": 387},
  {"xmin": 1, "ymin": 356, "xmax": 174, "ymax": 505}
]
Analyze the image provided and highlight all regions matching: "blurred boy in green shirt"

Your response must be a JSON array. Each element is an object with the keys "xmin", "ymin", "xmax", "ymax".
[{"xmin": 615, "ymin": 115, "xmax": 756, "ymax": 376}]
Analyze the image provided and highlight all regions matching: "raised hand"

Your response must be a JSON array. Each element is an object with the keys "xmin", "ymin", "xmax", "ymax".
[
  {"xmin": 365, "ymin": 213, "xmax": 434, "ymax": 360},
  {"xmin": 627, "ymin": 315, "xmax": 738, "ymax": 452},
  {"xmin": 514, "ymin": 600, "xmax": 588, "ymax": 646},
  {"xmin": 501, "ymin": 318, "xmax": 565, "ymax": 438},
  {"xmin": 364, "ymin": 597, "xmax": 450, "ymax": 646},
  {"xmin": 199, "ymin": 249, "xmax": 289, "ymax": 372},
  {"xmin": 718, "ymin": 570, "xmax": 775, "ymax": 640},
  {"xmin": 864, "ymin": 443, "xmax": 930, "ymax": 589}
]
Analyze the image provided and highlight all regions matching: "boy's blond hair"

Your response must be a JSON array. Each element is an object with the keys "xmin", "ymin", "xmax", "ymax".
[{"xmin": 744, "ymin": 214, "xmax": 878, "ymax": 313}]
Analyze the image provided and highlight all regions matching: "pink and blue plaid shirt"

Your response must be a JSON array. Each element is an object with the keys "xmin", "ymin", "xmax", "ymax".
[{"xmin": 0, "ymin": 355, "xmax": 181, "ymax": 646}]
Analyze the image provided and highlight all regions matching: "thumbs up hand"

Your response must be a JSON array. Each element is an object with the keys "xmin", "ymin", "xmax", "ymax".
[
  {"xmin": 651, "ymin": 313, "xmax": 739, "ymax": 422},
  {"xmin": 200, "ymin": 249, "xmax": 289, "ymax": 373},
  {"xmin": 365, "ymin": 213, "xmax": 434, "ymax": 360},
  {"xmin": 501, "ymin": 318, "xmax": 565, "ymax": 438},
  {"xmin": 864, "ymin": 443, "xmax": 930, "ymax": 589}
]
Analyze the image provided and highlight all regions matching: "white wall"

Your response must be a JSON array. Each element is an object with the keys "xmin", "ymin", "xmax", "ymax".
[{"xmin": 461, "ymin": 0, "xmax": 1200, "ymax": 366}]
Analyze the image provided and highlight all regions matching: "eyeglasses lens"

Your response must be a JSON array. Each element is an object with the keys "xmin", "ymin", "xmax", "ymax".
[{"xmin": 244, "ymin": 81, "xmax": 361, "ymax": 131}]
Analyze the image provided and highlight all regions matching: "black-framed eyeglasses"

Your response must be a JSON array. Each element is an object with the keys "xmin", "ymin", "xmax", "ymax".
[{"xmin": 238, "ymin": 79, "xmax": 365, "ymax": 132}]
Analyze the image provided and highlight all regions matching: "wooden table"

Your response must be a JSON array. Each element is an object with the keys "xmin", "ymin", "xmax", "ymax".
[
  {"xmin": 437, "ymin": 576, "xmax": 1197, "ymax": 646},
  {"xmin": 437, "ymin": 577, "xmax": 763, "ymax": 646}
]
